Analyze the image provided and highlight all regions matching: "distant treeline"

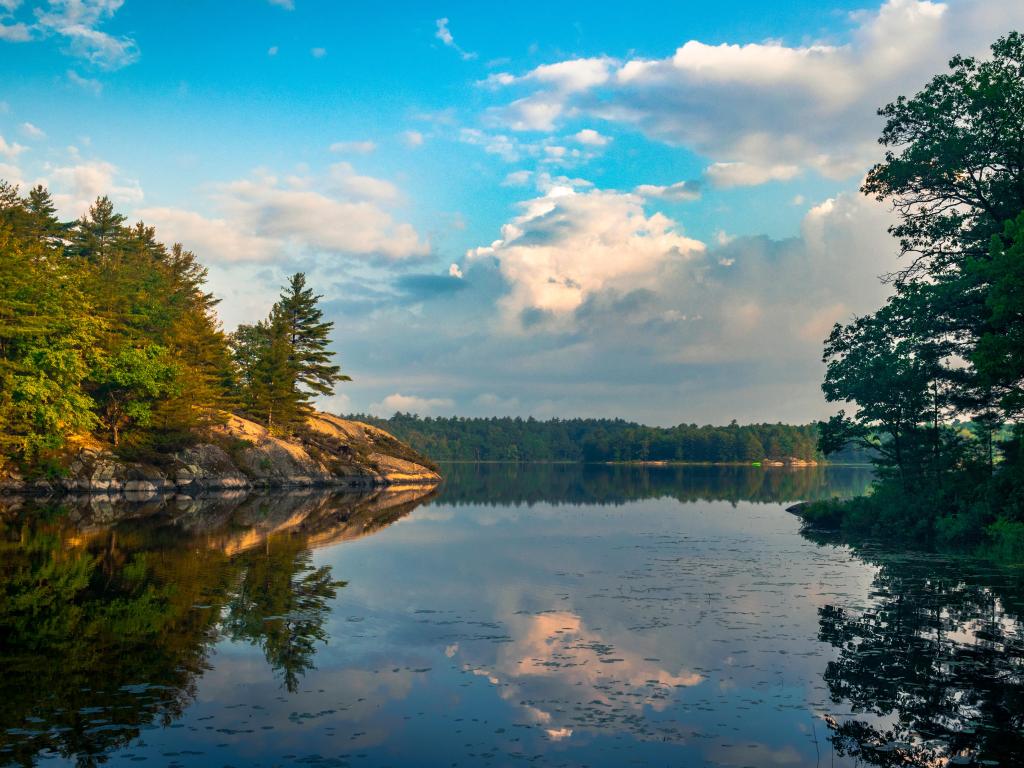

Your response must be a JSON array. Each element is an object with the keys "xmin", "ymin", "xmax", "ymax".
[{"xmin": 351, "ymin": 414, "xmax": 874, "ymax": 464}]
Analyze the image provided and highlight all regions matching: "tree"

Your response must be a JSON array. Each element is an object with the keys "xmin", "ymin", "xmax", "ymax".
[
  {"xmin": 0, "ymin": 183, "xmax": 100, "ymax": 466},
  {"xmin": 969, "ymin": 213, "xmax": 1024, "ymax": 417},
  {"xmin": 275, "ymin": 272, "xmax": 350, "ymax": 401},
  {"xmin": 90, "ymin": 346, "xmax": 180, "ymax": 447},
  {"xmin": 235, "ymin": 314, "xmax": 302, "ymax": 431},
  {"xmin": 817, "ymin": 32, "xmax": 1024, "ymax": 541}
]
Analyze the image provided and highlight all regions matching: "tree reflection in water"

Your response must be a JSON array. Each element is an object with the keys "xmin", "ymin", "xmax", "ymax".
[
  {"xmin": 808, "ymin": 538, "xmax": 1024, "ymax": 767},
  {"xmin": 437, "ymin": 462, "xmax": 874, "ymax": 507},
  {"xmin": 0, "ymin": 488, "xmax": 432, "ymax": 767}
]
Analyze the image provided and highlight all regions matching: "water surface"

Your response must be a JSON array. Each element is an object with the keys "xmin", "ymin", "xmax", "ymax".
[{"xmin": 2, "ymin": 464, "xmax": 1021, "ymax": 767}]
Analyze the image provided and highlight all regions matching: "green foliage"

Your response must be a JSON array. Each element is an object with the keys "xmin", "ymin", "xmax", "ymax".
[
  {"xmin": 230, "ymin": 272, "xmax": 349, "ymax": 434},
  {"xmin": 90, "ymin": 345, "xmax": 181, "ymax": 447},
  {"xmin": 0, "ymin": 184, "xmax": 348, "ymax": 469},
  {"xmin": 818, "ymin": 32, "xmax": 1024, "ymax": 545},
  {"xmin": 276, "ymin": 272, "xmax": 350, "ymax": 399}
]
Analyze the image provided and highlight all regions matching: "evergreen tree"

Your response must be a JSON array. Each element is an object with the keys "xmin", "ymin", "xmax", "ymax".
[
  {"xmin": 274, "ymin": 272, "xmax": 350, "ymax": 401},
  {"xmin": 248, "ymin": 312, "xmax": 302, "ymax": 431}
]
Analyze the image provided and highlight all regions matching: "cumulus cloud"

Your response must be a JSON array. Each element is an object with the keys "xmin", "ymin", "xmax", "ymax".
[
  {"xmin": 329, "ymin": 161, "xmax": 400, "ymax": 202},
  {"xmin": 571, "ymin": 128, "xmax": 611, "ymax": 147},
  {"xmin": 704, "ymin": 161, "xmax": 801, "ymax": 188},
  {"xmin": 0, "ymin": 161, "xmax": 25, "ymax": 188},
  {"xmin": 370, "ymin": 393, "xmax": 455, "ymax": 416},
  {"xmin": 466, "ymin": 185, "xmax": 704, "ymax": 327},
  {"xmin": 48, "ymin": 159, "xmax": 143, "ymax": 217},
  {"xmin": 130, "ymin": 207, "xmax": 279, "ymax": 263},
  {"xmin": 484, "ymin": 0, "xmax": 1024, "ymax": 181},
  {"xmin": 0, "ymin": 135, "xmax": 26, "ymax": 158},
  {"xmin": 402, "ymin": 130, "xmax": 424, "ymax": 148},
  {"xmin": 357, "ymin": 177, "xmax": 893, "ymax": 422},
  {"xmin": 136, "ymin": 167, "xmax": 428, "ymax": 265}
]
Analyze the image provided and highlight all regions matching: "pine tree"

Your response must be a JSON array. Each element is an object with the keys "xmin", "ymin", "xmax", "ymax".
[
  {"xmin": 274, "ymin": 273, "xmax": 350, "ymax": 405},
  {"xmin": 249, "ymin": 312, "xmax": 302, "ymax": 431}
]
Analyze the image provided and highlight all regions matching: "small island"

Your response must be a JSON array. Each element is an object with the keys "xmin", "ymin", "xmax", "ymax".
[{"xmin": 0, "ymin": 190, "xmax": 438, "ymax": 497}]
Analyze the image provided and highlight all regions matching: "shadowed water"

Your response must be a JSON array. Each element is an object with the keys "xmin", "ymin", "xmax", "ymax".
[{"xmin": 1, "ymin": 465, "xmax": 1021, "ymax": 767}]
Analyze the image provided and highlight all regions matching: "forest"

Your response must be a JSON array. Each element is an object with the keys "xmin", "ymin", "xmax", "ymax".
[
  {"xmin": 808, "ymin": 32, "xmax": 1024, "ymax": 552},
  {"xmin": 0, "ymin": 187, "xmax": 346, "ymax": 473},
  {"xmin": 354, "ymin": 413, "xmax": 869, "ymax": 464}
]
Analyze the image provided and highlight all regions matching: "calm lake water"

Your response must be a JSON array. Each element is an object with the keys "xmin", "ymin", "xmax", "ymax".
[{"xmin": 2, "ymin": 464, "xmax": 1022, "ymax": 767}]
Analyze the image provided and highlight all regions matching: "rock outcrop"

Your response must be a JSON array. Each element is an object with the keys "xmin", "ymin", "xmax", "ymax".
[
  {"xmin": 761, "ymin": 457, "xmax": 819, "ymax": 467},
  {"xmin": 0, "ymin": 411, "xmax": 440, "ymax": 497}
]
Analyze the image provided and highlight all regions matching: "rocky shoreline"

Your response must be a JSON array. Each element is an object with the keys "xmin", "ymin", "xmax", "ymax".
[{"xmin": 0, "ymin": 411, "xmax": 441, "ymax": 498}]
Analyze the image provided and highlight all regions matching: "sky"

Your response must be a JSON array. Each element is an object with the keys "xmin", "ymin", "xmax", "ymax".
[{"xmin": 2, "ymin": 0, "xmax": 1023, "ymax": 425}]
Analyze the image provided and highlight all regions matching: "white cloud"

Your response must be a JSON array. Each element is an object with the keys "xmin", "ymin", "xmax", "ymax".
[
  {"xmin": 485, "ymin": 0, "xmax": 1024, "ymax": 181},
  {"xmin": 634, "ymin": 180, "xmax": 701, "ymax": 202},
  {"xmin": 449, "ymin": 263, "xmax": 463, "ymax": 279},
  {"xmin": 138, "ymin": 167, "xmax": 428, "ymax": 265},
  {"xmin": 0, "ymin": 21, "xmax": 30, "ymax": 41},
  {"xmin": 329, "ymin": 161, "xmax": 399, "ymax": 202},
  {"xmin": 35, "ymin": 0, "xmax": 139, "ymax": 70},
  {"xmin": 435, "ymin": 17, "xmax": 476, "ymax": 61},
  {"xmin": 501, "ymin": 170, "xmax": 533, "ymax": 187},
  {"xmin": 221, "ymin": 174, "xmax": 427, "ymax": 260},
  {"xmin": 370, "ymin": 393, "xmax": 455, "ymax": 416},
  {"xmin": 267, "ymin": 0, "xmax": 294, "ymax": 9},
  {"xmin": 267, "ymin": 45, "xmax": 278, "ymax": 56},
  {"xmin": 572, "ymin": 128, "xmax": 611, "ymax": 147},
  {"xmin": 0, "ymin": 135, "xmax": 26, "ymax": 158},
  {"xmin": 402, "ymin": 130, "xmax": 424, "ymax": 148},
  {"xmin": 704, "ymin": 161, "xmax": 800, "ymax": 188},
  {"xmin": 67, "ymin": 68, "xmax": 101, "ymax": 94},
  {"xmin": 329, "ymin": 140, "xmax": 377, "ymax": 154},
  {"xmin": 0, "ymin": 162, "xmax": 25, "ymax": 188},
  {"xmin": 460, "ymin": 129, "xmax": 604, "ymax": 168},
  {"xmin": 317, "ymin": 392, "xmax": 352, "ymax": 416},
  {"xmin": 310, "ymin": 46, "xmax": 326, "ymax": 58},
  {"xmin": 19, "ymin": 121, "xmax": 44, "ymax": 139},
  {"xmin": 467, "ymin": 185, "xmax": 704, "ymax": 327},
  {"xmin": 486, "ymin": 58, "xmax": 614, "ymax": 131},
  {"xmin": 526, "ymin": 58, "xmax": 614, "ymax": 91},
  {"xmin": 48, "ymin": 159, "xmax": 143, "ymax": 217},
  {"xmin": 459, "ymin": 128, "xmax": 523, "ymax": 162},
  {"xmin": 131, "ymin": 207, "xmax": 279, "ymax": 263}
]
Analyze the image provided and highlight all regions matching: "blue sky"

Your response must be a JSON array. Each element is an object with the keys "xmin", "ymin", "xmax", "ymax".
[{"xmin": 2, "ymin": 0, "xmax": 1022, "ymax": 423}]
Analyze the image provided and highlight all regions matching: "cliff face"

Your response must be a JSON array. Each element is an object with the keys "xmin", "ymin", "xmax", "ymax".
[{"xmin": 0, "ymin": 412, "xmax": 441, "ymax": 496}]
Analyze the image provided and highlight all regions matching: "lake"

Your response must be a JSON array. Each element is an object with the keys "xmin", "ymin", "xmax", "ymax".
[{"xmin": 2, "ymin": 464, "xmax": 1022, "ymax": 767}]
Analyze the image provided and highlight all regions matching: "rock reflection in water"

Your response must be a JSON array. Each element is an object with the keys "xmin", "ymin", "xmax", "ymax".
[{"xmin": 0, "ymin": 486, "xmax": 435, "ymax": 767}]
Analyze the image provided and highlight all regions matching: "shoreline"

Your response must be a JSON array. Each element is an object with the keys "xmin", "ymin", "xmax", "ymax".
[{"xmin": 434, "ymin": 459, "xmax": 872, "ymax": 467}]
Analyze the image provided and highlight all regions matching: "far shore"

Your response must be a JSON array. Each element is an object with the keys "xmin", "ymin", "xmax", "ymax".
[{"xmin": 433, "ymin": 459, "xmax": 873, "ymax": 467}]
